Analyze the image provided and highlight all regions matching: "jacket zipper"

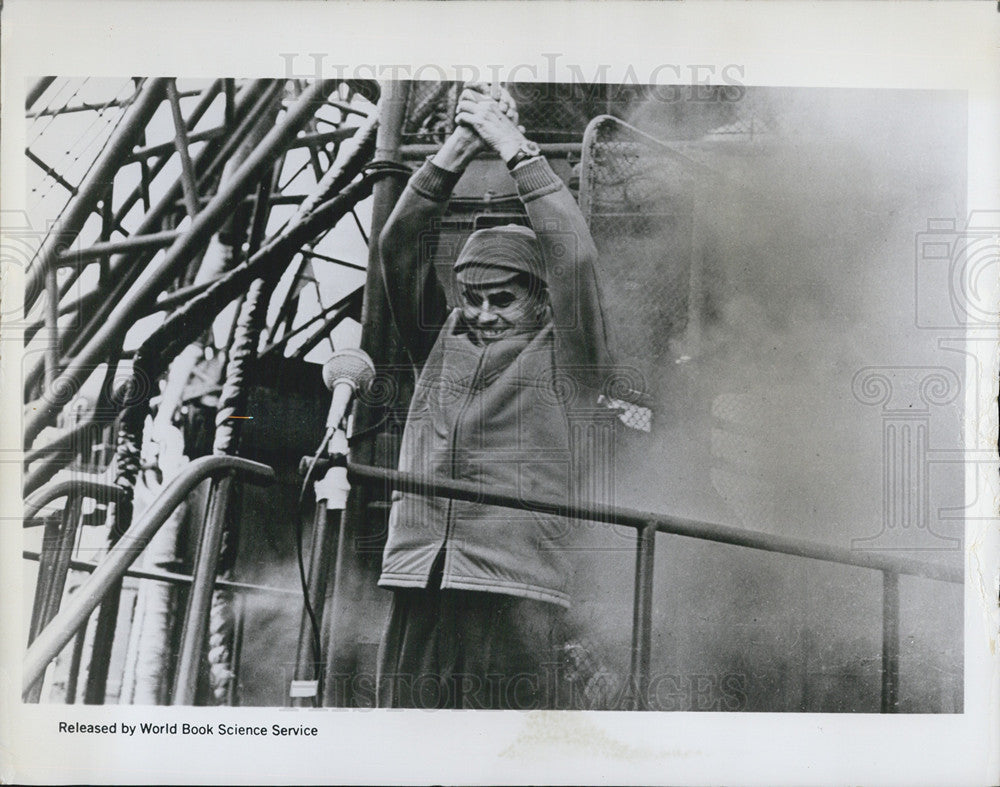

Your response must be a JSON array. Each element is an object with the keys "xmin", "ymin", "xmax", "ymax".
[{"xmin": 439, "ymin": 344, "xmax": 489, "ymax": 563}]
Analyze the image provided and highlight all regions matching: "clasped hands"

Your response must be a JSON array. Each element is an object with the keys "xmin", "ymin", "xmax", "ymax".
[{"xmin": 452, "ymin": 82, "xmax": 528, "ymax": 164}]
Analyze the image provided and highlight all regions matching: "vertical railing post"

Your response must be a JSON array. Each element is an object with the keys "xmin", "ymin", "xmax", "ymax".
[
  {"xmin": 82, "ymin": 578, "xmax": 123, "ymax": 703},
  {"xmin": 628, "ymin": 522, "xmax": 657, "ymax": 710},
  {"xmin": 25, "ymin": 491, "xmax": 84, "ymax": 702},
  {"xmin": 881, "ymin": 570, "xmax": 900, "ymax": 712},
  {"xmin": 173, "ymin": 473, "xmax": 234, "ymax": 704},
  {"xmin": 27, "ymin": 514, "xmax": 63, "ymax": 642}
]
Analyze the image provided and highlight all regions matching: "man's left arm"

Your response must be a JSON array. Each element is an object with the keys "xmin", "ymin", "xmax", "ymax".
[{"xmin": 512, "ymin": 156, "xmax": 613, "ymax": 392}]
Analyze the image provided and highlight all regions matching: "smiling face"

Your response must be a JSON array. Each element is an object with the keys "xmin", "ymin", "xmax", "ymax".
[{"xmin": 459, "ymin": 275, "xmax": 548, "ymax": 344}]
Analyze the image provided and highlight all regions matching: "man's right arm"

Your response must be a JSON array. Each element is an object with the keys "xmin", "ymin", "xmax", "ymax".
[{"xmin": 378, "ymin": 128, "xmax": 482, "ymax": 366}]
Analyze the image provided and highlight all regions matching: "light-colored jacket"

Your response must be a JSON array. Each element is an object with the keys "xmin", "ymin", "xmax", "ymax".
[{"xmin": 377, "ymin": 156, "xmax": 612, "ymax": 606}]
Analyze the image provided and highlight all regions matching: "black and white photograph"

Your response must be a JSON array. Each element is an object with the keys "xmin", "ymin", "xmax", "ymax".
[{"xmin": 1, "ymin": 2, "xmax": 997, "ymax": 785}]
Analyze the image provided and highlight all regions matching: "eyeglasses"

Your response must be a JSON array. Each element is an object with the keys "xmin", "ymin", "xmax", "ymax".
[{"xmin": 460, "ymin": 288, "xmax": 519, "ymax": 310}]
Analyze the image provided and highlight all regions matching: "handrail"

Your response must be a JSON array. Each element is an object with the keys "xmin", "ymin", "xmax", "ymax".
[
  {"xmin": 348, "ymin": 460, "xmax": 960, "ymax": 711},
  {"xmin": 21, "ymin": 550, "xmax": 299, "ymax": 597},
  {"xmin": 346, "ymin": 462, "xmax": 962, "ymax": 585},
  {"xmin": 23, "ymin": 455, "xmax": 274, "ymax": 696},
  {"xmin": 24, "ymin": 476, "xmax": 124, "ymax": 522}
]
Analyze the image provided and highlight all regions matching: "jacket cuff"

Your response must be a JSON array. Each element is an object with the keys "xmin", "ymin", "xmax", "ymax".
[
  {"xmin": 408, "ymin": 157, "xmax": 462, "ymax": 202},
  {"xmin": 511, "ymin": 156, "xmax": 564, "ymax": 202}
]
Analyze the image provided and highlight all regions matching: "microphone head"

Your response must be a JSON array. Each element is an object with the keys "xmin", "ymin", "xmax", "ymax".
[{"xmin": 322, "ymin": 348, "xmax": 376, "ymax": 392}]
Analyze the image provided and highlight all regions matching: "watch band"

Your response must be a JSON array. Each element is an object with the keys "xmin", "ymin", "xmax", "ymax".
[{"xmin": 505, "ymin": 140, "xmax": 541, "ymax": 171}]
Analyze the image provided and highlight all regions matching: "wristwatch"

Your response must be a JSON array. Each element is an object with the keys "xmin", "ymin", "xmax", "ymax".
[{"xmin": 505, "ymin": 139, "xmax": 541, "ymax": 170}]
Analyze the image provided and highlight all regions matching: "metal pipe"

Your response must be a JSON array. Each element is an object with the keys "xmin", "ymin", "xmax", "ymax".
[
  {"xmin": 23, "ymin": 81, "xmax": 270, "ymax": 397},
  {"xmin": 293, "ymin": 127, "xmax": 358, "ymax": 150},
  {"xmin": 27, "ymin": 514, "xmax": 63, "ymax": 646},
  {"xmin": 22, "ymin": 455, "xmax": 274, "ymax": 696},
  {"xmin": 26, "ymin": 81, "xmax": 279, "ymax": 397},
  {"xmin": 22, "ymin": 550, "xmax": 301, "ymax": 597},
  {"xmin": 165, "ymin": 80, "xmax": 201, "ymax": 219},
  {"xmin": 881, "ymin": 571, "xmax": 900, "ymax": 713},
  {"xmin": 37, "ymin": 64, "xmax": 200, "ymax": 324},
  {"xmin": 24, "ymin": 476, "xmax": 124, "ymax": 521},
  {"xmin": 43, "ymin": 268, "xmax": 60, "ymax": 385},
  {"xmin": 147, "ymin": 278, "xmax": 218, "ymax": 314},
  {"xmin": 325, "ymin": 98, "xmax": 369, "ymax": 118},
  {"xmin": 81, "ymin": 578, "xmax": 123, "ymax": 704},
  {"xmin": 109, "ymin": 79, "xmax": 225, "ymax": 228},
  {"xmin": 27, "ymin": 89, "xmax": 203, "ymax": 119},
  {"xmin": 323, "ymin": 81, "xmax": 406, "ymax": 708},
  {"xmin": 26, "ymin": 76, "xmax": 57, "ymax": 110},
  {"xmin": 25, "ymin": 80, "xmax": 339, "ymax": 446},
  {"xmin": 28, "ymin": 82, "xmax": 294, "ymax": 398},
  {"xmin": 37, "ymin": 492, "xmax": 85, "ymax": 639},
  {"xmin": 628, "ymin": 522, "xmax": 656, "ymax": 710},
  {"xmin": 55, "ymin": 230, "xmax": 181, "ymax": 264},
  {"xmin": 64, "ymin": 628, "xmax": 87, "ymax": 704},
  {"xmin": 173, "ymin": 474, "xmax": 233, "ymax": 705},
  {"xmin": 346, "ymin": 462, "xmax": 963, "ymax": 585},
  {"xmin": 25, "ymin": 78, "xmax": 170, "ymax": 310},
  {"xmin": 26, "ymin": 148, "xmax": 78, "ymax": 195},
  {"xmin": 126, "ymin": 126, "xmax": 224, "ymax": 163}
]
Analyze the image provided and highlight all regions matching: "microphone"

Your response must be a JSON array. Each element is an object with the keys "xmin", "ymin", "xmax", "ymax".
[{"xmin": 322, "ymin": 348, "xmax": 376, "ymax": 432}]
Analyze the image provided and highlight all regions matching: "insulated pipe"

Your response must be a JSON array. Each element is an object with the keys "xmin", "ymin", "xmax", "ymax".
[
  {"xmin": 24, "ymin": 79, "xmax": 170, "ymax": 310},
  {"xmin": 22, "ymin": 456, "xmax": 274, "ymax": 696},
  {"xmin": 25, "ymin": 79, "xmax": 340, "ymax": 446}
]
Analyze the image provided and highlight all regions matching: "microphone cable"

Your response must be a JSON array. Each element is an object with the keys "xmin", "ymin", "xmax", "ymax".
[{"xmin": 295, "ymin": 426, "xmax": 335, "ymax": 706}]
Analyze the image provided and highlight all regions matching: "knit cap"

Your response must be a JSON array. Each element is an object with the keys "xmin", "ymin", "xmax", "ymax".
[{"xmin": 453, "ymin": 224, "xmax": 545, "ymax": 286}]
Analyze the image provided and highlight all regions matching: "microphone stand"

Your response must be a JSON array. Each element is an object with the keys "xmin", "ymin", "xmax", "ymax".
[{"xmin": 290, "ymin": 430, "xmax": 350, "ymax": 707}]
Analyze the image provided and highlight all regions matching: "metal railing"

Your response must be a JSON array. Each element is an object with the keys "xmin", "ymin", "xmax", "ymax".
[
  {"xmin": 24, "ymin": 475, "xmax": 124, "ymax": 522},
  {"xmin": 346, "ymin": 461, "xmax": 963, "ymax": 712},
  {"xmin": 22, "ymin": 455, "xmax": 275, "ymax": 698}
]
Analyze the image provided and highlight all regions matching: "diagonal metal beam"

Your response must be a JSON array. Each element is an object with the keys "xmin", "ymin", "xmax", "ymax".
[
  {"xmin": 165, "ymin": 79, "xmax": 201, "ymax": 219},
  {"xmin": 25, "ymin": 148, "xmax": 78, "ymax": 195},
  {"xmin": 23, "ymin": 81, "xmax": 276, "ymax": 399},
  {"xmin": 26, "ymin": 77, "xmax": 57, "ymax": 111},
  {"xmin": 26, "ymin": 90, "xmax": 203, "ymax": 119},
  {"xmin": 25, "ymin": 80, "xmax": 342, "ymax": 446},
  {"xmin": 64, "ymin": 81, "xmax": 282, "ymax": 354},
  {"xmin": 110, "ymin": 79, "xmax": 224, "ymax": 230},
  {"xmin": 24, "ymin": 78, "xmax": 170, "ymax": 311}
]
